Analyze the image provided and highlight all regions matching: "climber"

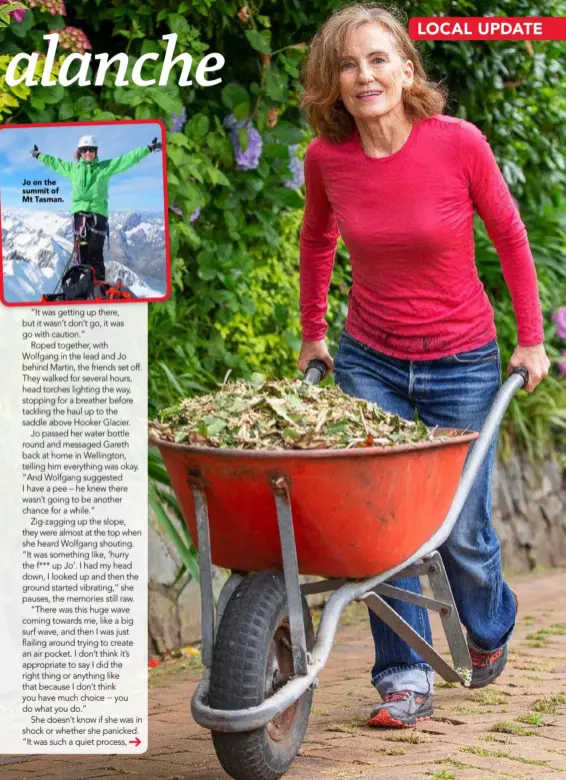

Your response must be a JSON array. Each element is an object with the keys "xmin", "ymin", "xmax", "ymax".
[{"xmin": 31, "ymin": 133, "xmax": 162, "ymax": 282}]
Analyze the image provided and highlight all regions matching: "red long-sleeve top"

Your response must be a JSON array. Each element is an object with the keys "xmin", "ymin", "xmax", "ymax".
[{"xmin": 299, "ymin": 114, "xmax": 544, "ymax": 360}]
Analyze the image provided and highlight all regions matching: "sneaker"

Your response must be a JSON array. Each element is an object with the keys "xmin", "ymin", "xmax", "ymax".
[
  {"xmin": 469, "ymin": 644, "xmax": 508, "ymax": 689},
  {"xmin": 469, "ymin": 590, "xmax": 517, "ymax": 689},
  {"xmin": 367, "ymin": 690, "xmax": 433, "ymax": 728}
]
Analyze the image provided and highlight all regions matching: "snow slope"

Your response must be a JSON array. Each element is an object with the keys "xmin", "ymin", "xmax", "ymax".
[{"xmin": 1, "ymin": 208, "xmax": 167, "ymax": 302}]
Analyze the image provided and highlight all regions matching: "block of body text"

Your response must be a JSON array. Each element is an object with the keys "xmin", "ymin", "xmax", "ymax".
[{"xmin": 0, "ymin": 304, "xmax": 148, "ymax": 753}]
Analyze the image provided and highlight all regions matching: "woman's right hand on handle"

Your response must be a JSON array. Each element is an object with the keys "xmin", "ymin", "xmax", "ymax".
[{"xmin": 297, "ymin": 339, "xmax": 334, "ymax": 377}]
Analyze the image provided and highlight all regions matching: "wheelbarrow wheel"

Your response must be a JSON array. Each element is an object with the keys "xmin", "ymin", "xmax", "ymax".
[{"xmin": 208, "ymin": 571, "xmax": 314, "ymax": 780}]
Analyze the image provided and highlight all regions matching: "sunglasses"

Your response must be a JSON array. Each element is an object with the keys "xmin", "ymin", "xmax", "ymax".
[{"xmin": 79, "ymin": 147, "xmax": 97, "ymax": 154}]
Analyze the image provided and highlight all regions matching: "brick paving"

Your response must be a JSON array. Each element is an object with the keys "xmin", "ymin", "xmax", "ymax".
[{"xmin": 2, "ymin": 570, "xmax": 566, "ymax": 779}]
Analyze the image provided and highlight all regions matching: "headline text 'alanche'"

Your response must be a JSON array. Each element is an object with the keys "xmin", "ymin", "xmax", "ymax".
[{"xmin": 5, "ymin": 33, "xmax": 225, "ymax": 88}]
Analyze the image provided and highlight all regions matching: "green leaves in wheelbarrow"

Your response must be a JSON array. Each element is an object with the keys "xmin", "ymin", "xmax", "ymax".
[{"xmin": 150, "ymin": 378, "xmax": 456, "ymax": 452}]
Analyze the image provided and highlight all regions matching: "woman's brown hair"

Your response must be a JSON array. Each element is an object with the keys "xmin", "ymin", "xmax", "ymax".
[{"xmin": 301, "ymin": 3, "xmax": 447, "ymax": 143}]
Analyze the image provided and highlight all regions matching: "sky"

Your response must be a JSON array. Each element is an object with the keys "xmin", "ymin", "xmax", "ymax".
[{"xmin": 0, "ymin": 122, "xmax": 165, "ymax": 213}]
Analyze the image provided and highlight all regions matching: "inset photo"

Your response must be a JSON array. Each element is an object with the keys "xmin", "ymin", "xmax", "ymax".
[{"xmin": 0, "ymin": 119, "xmax": 170, "ymax": 305}]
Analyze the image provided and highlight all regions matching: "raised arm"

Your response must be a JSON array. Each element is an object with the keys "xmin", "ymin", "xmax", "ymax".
[
  {"xmin": 99, "ymin": 145, "xmax": 152, "ymax": 178},
  {"xmin": 32, "ymin": 149, "xmax": 74, "ymax": 178},
  {"xmin": 461, "ymin": 120, "xmax": 549, "ymax": 390}
]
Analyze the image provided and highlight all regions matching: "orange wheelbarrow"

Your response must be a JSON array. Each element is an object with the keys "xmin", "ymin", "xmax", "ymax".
[{"xmin": 155, "ymin": 363, "xmax": 528, "ymax": 780}]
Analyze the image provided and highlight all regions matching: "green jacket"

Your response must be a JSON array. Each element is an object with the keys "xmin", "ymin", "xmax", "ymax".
[{"xmin": 37, "ymin": 146, "xmax": 151, "ymax": 218}]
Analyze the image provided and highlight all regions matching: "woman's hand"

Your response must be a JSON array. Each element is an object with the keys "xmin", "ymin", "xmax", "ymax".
[
  {"xmin": 297, "ymin": 339, "xmax": 334, "ymax": 377},
  {"xmin": 30, "ymin": 145, "xmax": 40, "ymax": 159},
  {"xmin": 507, "ymin": 343, "xmax": 550, "ymax": 392}
]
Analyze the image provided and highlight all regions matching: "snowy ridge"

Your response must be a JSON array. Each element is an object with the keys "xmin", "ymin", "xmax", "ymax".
[{"xmin": 1, "ymin": 208, "xmax": 167, "ymax": 302}]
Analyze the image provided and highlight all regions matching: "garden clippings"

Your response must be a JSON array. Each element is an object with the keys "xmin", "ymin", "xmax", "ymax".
[{"xmin": 150, "ymin": 375, "xmax": 465, "ymax": 452}]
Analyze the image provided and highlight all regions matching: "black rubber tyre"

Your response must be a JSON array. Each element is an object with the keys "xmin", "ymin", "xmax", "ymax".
[{"xmin": 208, "ymin": 572, "xmax": 314, "ymax": 780}]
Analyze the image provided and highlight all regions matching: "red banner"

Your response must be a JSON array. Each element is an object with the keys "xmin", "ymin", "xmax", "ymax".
[{"xmin": 409, "ymin": 17, "xmax": 566, "ymax": 40}]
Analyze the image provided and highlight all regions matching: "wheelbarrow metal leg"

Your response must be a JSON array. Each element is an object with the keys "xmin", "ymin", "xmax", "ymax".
[
  {"xmin": 424, "ymin": 552, "xmax": 472, "ymax": 679},
  {"xmin": 301, "ymin": 578, "xmax": 348, "ymax": 596},
  {"xmin": 272, "ymin": 477, "xmax": 308, "ymax": 676},
  {"xmin": 372, "ymin": 583, "xmax": 452, "ymax": 614},
  {"xmin": 361, "ymin": 591, "xmax": 467, "ymax": 684},
  {"xmin": 393, "ymin": 560, "xmax": 441, "ymax": 579},
  {"xmin": 192, "ymin": 483, "xmax": 215, "ymax": 668}
]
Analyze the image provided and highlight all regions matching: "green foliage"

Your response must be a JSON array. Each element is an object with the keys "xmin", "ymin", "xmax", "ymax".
[
  {"xmin": 213, "ymin": 211, "xmax": 303, "ymax": 376},
  {"xmin": 475, "ymin": 209, "xmax": 566, "ymax": 458}
]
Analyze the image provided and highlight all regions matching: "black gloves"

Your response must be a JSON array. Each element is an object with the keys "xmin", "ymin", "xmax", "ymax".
[
  {"xmin": 148, "ymin": 137, "xmax": 162, "ymax": 153},
  {"xmin": 30, "ymin": 145, "xmax": 40, "ymax": 159}
]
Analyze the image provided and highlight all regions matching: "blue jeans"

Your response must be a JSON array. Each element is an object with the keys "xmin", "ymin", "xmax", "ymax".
[{"xmin": 334, "ymin": 330, "xmax": 517, "ymax": 698}]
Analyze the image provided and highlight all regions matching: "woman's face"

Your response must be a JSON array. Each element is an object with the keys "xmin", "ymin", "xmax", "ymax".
[
  {"xmin": 338, "ymin": 24, "xmax": 414, "ymax": 122},
  {"xmin": 80, "ymin": 147, "xmax": 97, "ymax": 160}
]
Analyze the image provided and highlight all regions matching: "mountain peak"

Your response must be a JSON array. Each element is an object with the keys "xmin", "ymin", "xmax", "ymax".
[
  {"xmin": 121, "ymin": 211, "xmax": 142, "ymax": 232},
  {"xmin": 2, "ymin": 208, "xmax": 166, "ymax": 302}
]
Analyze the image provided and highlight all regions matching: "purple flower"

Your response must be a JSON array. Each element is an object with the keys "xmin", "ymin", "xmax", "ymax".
[
  {"xmin": 224, "ymin": 114, "xmax": 263, "ymax": 171},
  {"xmin": 0, "ymin": 0, "xmax": 26, "ymax": 21},
  {"xmin": 169, "ymin": 201, "xmax": 201, "ymax": 223},
  {"xmin": 559, "ymin": 351, "xmax": 566, "ymax": 378},
  {"xmin": 233, "ymin": 126, "xmax": 262, "ymax": 170},
  {"xmin": 285, "ymin": 145, "xmax": 304, "ymax": 190},
  {"xmin": 170, "ymin": 107, "xmax": 187, "ymax": 134},
  {"xmin": 552, "ymin": 307, "xmax": 566, "ymax": 339}
]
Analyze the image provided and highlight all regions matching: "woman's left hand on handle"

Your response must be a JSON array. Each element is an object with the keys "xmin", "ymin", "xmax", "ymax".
[
  {"xmin": 507, "ymin": 343, "xmax": 550, "ymax": 392},
  {"xmin": 29, "ymin": 144, "xmax": 40, "ymax": 158}
]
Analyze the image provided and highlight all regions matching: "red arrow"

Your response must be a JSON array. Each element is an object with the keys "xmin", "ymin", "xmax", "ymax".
[{"xmin": 129, "ymin": 737, "xmax": 141, "ymax": 747}]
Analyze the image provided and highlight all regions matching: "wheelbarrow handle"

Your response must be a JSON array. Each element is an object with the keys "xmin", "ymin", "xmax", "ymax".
[
  {"xmin": 510, "ymin": 366, "xmax": 529, "ymax": 388},
  {"xmin": 304, "ymin": 359, "xmax": 328, "ymax": 385},
  {"xmin": 305, "ymin": 363, "xmax": 529, "ymax": 388}
]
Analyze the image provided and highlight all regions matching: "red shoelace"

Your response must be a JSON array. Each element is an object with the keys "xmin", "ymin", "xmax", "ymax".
[
  {"xmin": 383, "ymin": 691, "xmax": 411, "ymax": 703},
  {"xmin": 469, "ymin": 646, "xmax": 504, "ymax": 668}
]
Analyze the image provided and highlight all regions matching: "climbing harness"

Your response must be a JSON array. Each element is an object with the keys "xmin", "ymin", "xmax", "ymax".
[
  {"xmin": 41, "ymin": 212, "xmax": 126, "ymax": 302},
  {"xmin": 41, "ymin": 264, "xmax": 137, "ymax": 302}
]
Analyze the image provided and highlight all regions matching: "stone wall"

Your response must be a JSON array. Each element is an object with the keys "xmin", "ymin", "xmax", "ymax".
[
  {"xmin": 148, "ymin": 454, "xmax": 566, "ymax": 651},
  {"xmin": 492, "ymin": 455, "xmax": 566, "ymax": 573},
  {"xmin": 148, "ymin": 509, "xmax": 226, "ymax": 655}
]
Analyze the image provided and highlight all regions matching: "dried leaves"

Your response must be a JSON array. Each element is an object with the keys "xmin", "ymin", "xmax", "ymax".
[{"xmin": 150, "ymin": 376, "xmax": 456, "ymax": 452}]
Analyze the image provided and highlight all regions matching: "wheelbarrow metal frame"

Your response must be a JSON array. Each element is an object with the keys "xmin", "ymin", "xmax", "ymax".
[{"xmin": 190, "ymin": 372, "xmax": 525, "ymax": 733}]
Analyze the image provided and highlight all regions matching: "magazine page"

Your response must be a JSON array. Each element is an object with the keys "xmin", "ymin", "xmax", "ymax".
[{"xmin": 0, "ymin": 2, "xmax": 565, "ymax": 779}]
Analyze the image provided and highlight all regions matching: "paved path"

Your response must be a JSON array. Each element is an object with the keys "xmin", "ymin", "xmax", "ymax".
[{"xmin": 2, "ymin": 570, "xmax": 566, "ymax": 779}]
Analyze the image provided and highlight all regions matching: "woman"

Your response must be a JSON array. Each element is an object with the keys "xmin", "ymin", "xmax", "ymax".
[
  {"xmin": 31, "ymin": 133, "xmax": 161, "ymax": 282},
  {"xmin": 298, "ymin": 4, "xmax": 550, "ymax": 728}
]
